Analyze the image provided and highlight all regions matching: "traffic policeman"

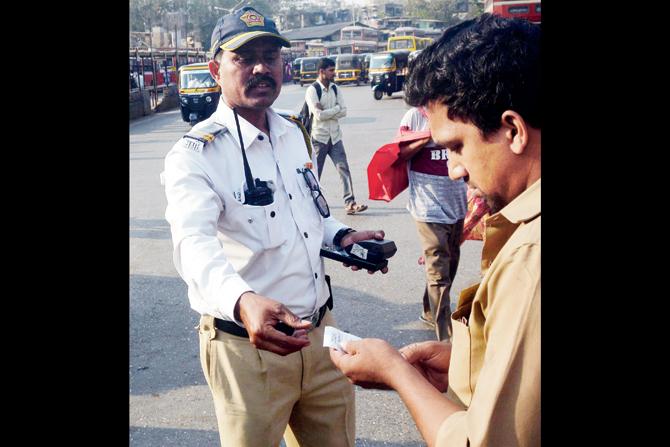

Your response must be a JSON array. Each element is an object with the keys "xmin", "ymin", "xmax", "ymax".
[{"xmin": 162, "ymin": 7, "xmax": 387, "ymax": 446}]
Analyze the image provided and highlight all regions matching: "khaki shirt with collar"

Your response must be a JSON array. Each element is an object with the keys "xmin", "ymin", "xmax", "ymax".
[
  {"xmin": 305, "ymin": 79, "xmax": 347, "ymax": 145},
  {"xmin": 437, "ymin": 179, "xmax": 541, "ymax": 447}
]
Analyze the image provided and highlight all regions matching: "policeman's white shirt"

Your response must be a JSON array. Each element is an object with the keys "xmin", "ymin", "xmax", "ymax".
[
  {"xmin": 162, "ymin": 99, "xmax": 348, "ymax": 325},
  {"xmin": 305, "ymin": 79, "xmax": 346, "ymax": 145}
]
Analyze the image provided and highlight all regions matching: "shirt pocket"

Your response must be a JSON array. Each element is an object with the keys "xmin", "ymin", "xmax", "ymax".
[
  {"xmin": 448, "ymin": 283, "xmax": 479, "ymax": 407},
  {"xmin": 221, "ymin": 197, "xmax": 287, "ymax": 250},
  {"xmin": 296, "ymin": 170, "xmax": 325, "ymax": 223}
]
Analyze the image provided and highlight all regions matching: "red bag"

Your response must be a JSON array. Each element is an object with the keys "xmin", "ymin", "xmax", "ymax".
[
  {"xmin": 367, "ymin": 143, "xmax": 408, "ymax": 202},
  {"xmin": 367, "ymin": 129, "xmax": 432, "ymax": 202}
]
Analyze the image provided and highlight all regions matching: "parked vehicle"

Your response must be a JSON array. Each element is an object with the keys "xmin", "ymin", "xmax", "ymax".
[
  {"xmin": 299, "ymin": 57, "xmax": 321, "ymax": 86},
  {"xmin": 334, "ymin": 54, "xmax": 366, "ymax": 85},
  {"xmin": 177, "ymin": 62, "xmax": 220, "ymax": 125},
  {"xmin": 291, "ymin": 58, "xmax": 303, "ymax": 84},
  {"xmin": 369, "ymin": 50, "xmax": 410, "ymax": 100}
]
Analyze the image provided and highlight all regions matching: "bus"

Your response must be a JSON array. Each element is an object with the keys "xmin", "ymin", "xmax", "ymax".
[
  {"xmin": 387, "ymin": 35, "xmax": 432, "ymax": 52},
  {"xmin": 484, "ymin": 0, "xmax": 541, "ymax": 24}
]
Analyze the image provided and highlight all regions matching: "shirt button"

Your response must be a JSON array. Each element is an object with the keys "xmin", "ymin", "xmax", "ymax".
[
  {"xmin": 248, "ymin": 218, "xmax": 253, "ymax": 223},
  {"xmin": 270, "ymin": 211, "xmax": 276, "ymax": 218},
  {"xmin": 304, "ymin": 232, "xmax": 308, "ymax": 238},
  {"xmin": 258, "ymin": 135, "xmax": 264, "ymax": 141},
  {"xmin": 314, "ymin": 273, "xmax": 318, "ymax": 279}
]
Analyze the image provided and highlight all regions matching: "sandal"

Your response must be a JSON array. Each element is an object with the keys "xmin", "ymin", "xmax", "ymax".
[{"xmin": 345, "ymin": 203, "xmax": 368, "ymax": 215}]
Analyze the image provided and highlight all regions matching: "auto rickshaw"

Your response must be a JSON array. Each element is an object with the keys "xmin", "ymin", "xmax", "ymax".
[
  {"xmin": 334, "ymin": 54, "xmax": 365, "ymax": 85},
  {"xmin": 369, "ymin": 50, "xmax": 410, "ymax": 100},
  {"xmin": 177, "ymin": 62, "xmax": 220, "ymax": 125},
  {"xmin": 299, "ymin": 57, "xmax": 321, "ymax": 86},
  {"xmin": 291, "ymin": 58, "xmax": 303, "ymax": 84}
]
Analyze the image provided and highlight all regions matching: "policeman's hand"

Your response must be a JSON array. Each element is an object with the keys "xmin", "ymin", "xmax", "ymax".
[
  {"xmin": 235, "ymin": 292, "xmax": 313, "ymax": 356},
  {"xmin": 399, "ymin": 341, "xmax": 452, "ymax": 392},
  {"xmin": 329, "ymin": 338, "xmax": 406, "ymax": 390},
  {"xmin": 339, "ymin": 230, "xmax": 389, "ymax": 274}
]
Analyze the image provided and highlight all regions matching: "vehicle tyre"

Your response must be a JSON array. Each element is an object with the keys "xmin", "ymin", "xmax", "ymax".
[
  {"xmin": 180, "ymin": 108, "xmax": 189, "ymax": 123},
  {"xmin": 386, "ymin": 90, "xmax": 393, "ymax": 97},
  {"xmin": 300, "ymin": 82, "xmax": 304, "ymax": 87},
  {"xmin": 373, "ymin": 89, "xmax": 383, "ymax": 100}
]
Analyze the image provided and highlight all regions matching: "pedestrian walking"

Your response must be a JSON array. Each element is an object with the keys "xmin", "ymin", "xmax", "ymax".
[
  {"xmin": 397, "ymin": 106, "xmax": 468, "ymax": 341},
  {"xmin": 305, "ymin": 57, "xmax": 367, "ymax": 215}
]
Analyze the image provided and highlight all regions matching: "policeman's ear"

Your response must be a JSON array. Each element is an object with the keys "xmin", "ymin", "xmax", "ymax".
[
  {"xmin": 208, "ymin": 59, "xmax": 221, "ymax": 83},
  {"xmin": 500, "ymin": 110, "xmax": 528, "ymax": 155}
]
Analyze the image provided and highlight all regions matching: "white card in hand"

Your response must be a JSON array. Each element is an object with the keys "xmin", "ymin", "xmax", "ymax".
[{"xmin": 323, "ymin": 326, "xmax": 361, "ymax": 353}]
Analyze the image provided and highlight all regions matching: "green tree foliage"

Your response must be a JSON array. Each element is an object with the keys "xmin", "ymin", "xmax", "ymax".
[
  {"xmin": 404, "ymin": 0, "xmax": 468, "ymax": 27},
  {"xmin": 130, "ymin": 0, "xmax": 274, "ymax": 49}
]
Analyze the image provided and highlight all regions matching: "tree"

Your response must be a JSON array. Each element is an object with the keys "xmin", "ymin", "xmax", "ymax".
[
  {"xmin": 130, "ymin": 0, "xmax": 276, "ymax": 50},
  {"xmin": 404, "ymin": 0, "xmax": 470, "ymax": 27}
]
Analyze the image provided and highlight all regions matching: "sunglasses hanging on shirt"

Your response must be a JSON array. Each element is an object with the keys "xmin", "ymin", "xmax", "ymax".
[
  {"xmin": 298, "ymin": 167, "xmax": 330, "ymax": 218},
  {"xmin": 233, "ymin": 108, "xmax": 274, "ymax": 206}
]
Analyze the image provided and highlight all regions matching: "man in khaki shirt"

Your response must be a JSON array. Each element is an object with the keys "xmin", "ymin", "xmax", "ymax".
[{"xmin": 329, "ymin": 14, "xmax": 540, "ymax": 447}]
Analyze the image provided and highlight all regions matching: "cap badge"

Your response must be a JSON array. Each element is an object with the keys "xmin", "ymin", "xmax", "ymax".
[{"xmin": 240, "ymin": 11, "xmax": 265, "ymax": 27}]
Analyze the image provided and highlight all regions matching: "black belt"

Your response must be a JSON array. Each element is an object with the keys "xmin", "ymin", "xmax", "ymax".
[
  {"xmin": 215, "ymin": 295, "xmax": 332, "ymax": 338},
  {"xmin": 215, "ymin": 275, "xmax": 334, "ymax": 338}
]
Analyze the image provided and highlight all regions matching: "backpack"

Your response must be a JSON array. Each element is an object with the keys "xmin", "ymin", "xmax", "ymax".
[{"xmin": 299, "ymin": 82, "xmax": 338, "ymax": 135}]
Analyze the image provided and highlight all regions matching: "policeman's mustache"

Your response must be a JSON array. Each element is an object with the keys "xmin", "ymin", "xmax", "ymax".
[{"xmin": 245, "ymin": 75, "xmax": 276, "ymax": 91}]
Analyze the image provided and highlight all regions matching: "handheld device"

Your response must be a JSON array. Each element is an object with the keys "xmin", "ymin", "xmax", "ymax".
[{"xmin": 320, "ymin": 239, "xmax": 397, "ymax": 272}]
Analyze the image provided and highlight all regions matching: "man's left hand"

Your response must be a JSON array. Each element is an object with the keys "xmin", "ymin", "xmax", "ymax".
[{"xmin": 339, "ymin": 230, "xmax": 388, "ymax": 274}]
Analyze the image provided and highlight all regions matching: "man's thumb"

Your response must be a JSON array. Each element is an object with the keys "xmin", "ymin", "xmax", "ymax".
[{"xmin": 282, "ymin": 310, "xmax": 313, "ymax": 329}]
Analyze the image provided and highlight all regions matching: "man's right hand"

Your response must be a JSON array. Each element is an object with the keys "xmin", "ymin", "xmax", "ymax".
[
  {"xmin": 399, "ymin": 340, "xmax": 452, "ymax": 392},
  {"xmin": 235, "ymin": 292, "xmax": 313, "ymax": 356}
]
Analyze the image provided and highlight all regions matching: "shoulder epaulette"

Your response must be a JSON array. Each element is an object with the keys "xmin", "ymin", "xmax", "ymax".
[
  {"xmin": 180, "ymin": 120, "xmax": 227, "ymax": 153},
  {"xmin": 277, "ymin": 112, "xmax": 313, "ymax": 159}
]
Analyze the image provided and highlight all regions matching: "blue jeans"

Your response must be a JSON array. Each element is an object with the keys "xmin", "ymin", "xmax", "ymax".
[{"xmin": 312, "ymin": 138, "xmax": 355, "ymax": 205}]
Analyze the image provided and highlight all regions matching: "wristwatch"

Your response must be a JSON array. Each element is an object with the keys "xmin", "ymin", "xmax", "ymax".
[{"xmin": 333, "ymin": 227, "xmax": 355, "ymax": 248}]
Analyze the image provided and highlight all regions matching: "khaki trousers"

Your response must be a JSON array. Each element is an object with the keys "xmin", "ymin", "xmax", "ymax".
[
  {"xmin": 415, "ymin": 219, "xmax": 464, "ymax": 341},
  {"xmin": 198, "ymin": 310, "xmax": 355, "ymax": 447}
]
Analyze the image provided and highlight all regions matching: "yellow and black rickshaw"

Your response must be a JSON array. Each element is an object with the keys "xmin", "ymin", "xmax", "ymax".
[
  {"xmin": 334, "ymin": 54, "xmax": 365, "ymax": 85},
  {"xmin": 291, "ymin": 57, "xmax": 303, "ymax": 84},
  {"xmin": 369, "ymin": 50, "xmax": 410, "ymax": 100},
  {"xmin": 177, "ymin": 62, "xmax": 220, "ymax": 125},
  {"xmin": 299, "ymin": 57, "xmax": 321, "ymax": 86}
]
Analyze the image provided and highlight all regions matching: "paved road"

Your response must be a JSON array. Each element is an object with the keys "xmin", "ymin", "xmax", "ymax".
[{"xmin": 129, "ymin": 82, "xmax": 483, "ymax": 446}]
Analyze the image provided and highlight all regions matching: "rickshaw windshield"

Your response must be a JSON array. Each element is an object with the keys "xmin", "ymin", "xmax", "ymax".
[
  {"xmin": 302, "ymin": 61, "xmax": 317, "ymax": 71},
  {"xmin": 370, "ymin": 55, "xmax": 393, "ymax": 69},
  {"xmin": 181, "ymin": 71, "xmax": 217, "ymax": 89}
]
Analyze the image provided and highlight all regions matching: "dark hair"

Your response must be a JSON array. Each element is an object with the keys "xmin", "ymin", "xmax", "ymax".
[
  {"xmin": 318, "ymin": 57, "xmax": 335, "ymax": 70},
  {"xmin": 405, "ymin": 13, "xmax": 541, "ymax": 137}
]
